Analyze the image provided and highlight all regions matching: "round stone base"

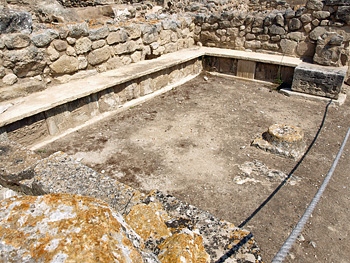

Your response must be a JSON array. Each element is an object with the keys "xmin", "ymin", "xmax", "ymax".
[{"xmin": 252, "ymin": 124, "xmax": 306, "ymax": 159}]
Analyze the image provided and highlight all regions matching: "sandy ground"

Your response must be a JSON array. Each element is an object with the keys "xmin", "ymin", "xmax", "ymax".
[{"xmin": 38, "ymin": 74, "xmax": 350, "ymax": 263}]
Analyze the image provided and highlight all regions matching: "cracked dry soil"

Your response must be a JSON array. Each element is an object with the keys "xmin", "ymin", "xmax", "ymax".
[{"xmin": 38, "ymin": 74, "xmax": 350, "ymax": 262}]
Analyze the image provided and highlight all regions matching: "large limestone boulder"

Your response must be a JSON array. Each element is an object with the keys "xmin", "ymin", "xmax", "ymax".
[{"xmin": 0, "ymin": 193, "xmax": 159, "ymax": 263}]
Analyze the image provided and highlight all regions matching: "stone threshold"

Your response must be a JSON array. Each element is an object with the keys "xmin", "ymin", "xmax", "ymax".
[{"xmin": 0, "ymin": 47, "xmax": 303, "ymax": 128}]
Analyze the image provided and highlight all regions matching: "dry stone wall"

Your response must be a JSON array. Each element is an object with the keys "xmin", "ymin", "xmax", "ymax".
[
  {"xmin": 0, "ymin": 14, "xmax": 196, "ymax": 94},
  {"xmin": 0, "ymin": 0, "xmax": 350, "ymax": 91}
]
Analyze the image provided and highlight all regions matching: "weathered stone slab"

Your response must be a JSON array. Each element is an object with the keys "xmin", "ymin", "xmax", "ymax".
[
  {"xmin": 291, "ymin": 62, "xmax": 347, "ymax": 99},
  {"xmin": 0, "ymin": 193, "xmax": 159, "ymax": 263}
]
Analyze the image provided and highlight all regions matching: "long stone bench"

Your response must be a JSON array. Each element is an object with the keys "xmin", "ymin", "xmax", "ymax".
[{"xmin": 0, "ymin": 47, "xmax": 347, "ymax": 149}]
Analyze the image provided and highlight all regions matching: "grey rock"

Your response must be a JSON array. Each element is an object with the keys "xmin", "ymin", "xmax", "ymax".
[
  {"xmin": 269, "ymin": 24, "xmax": 286, "ymax": 35},
  {"xmin": 325, "ymin": 0, "xmax": 350, "ymax": 5},
  {"xmin": 303, "ymin": 23, "xmax": 312, "ymax": 33},
  {"xmin": 271, "ymin": 35, "xmax": 281, "ymax": 42},
  {"xmin": 313, "ymin": 11, "xmax": 331, "ymax": 19},
  {"xmin": 262, "ymin": 42, "xmax": 279, "ymax": 51},
  {"xmin": 245, "ymin": 40, "xmax": 261, "ymax": 49},
  {"xmin": 246, "ymin": 33, "xmax": 256, "ymax": 40},
  {"xmin": 31, "ymin": 29, "xmax": 59, "ymax": 47},
  {"xmin": 66, "ymin": 37, "xmax": 76, "ymax": 45},
  {"xmin": 280, "ymin": 39, "xmax": 297, "ymax": 55},
  {"xmin": 142, "ymin": 27, "xmax": 159, "ymax": 45},
  {"xmin": 49, "ymin": 55, "xmax": 79, "ymax": 74},
  {"xmin": 309, "ymin": 27, "xmax": 327, "ymax": 41},
  {"xmin": 162, "ymin": 19, "xmax": 180, "ymax": 31},
  {"xmin": 68, "ymin": 22, "xmax": 89, "ymax": 38},
  {"xmin": 307, "ymin": 0, "xmax": 324, "ymax": 10},
  {"xmin": 296, "ymin": 41, "xmax": 316, "ymax": 57},
  {"xmin": 257, "ymin": 34, "xmax": 270, "ymax": 41},
  {"xmin": 313, "ymin": 45, "xmax": 343, "ymax": 66},
  {"xmin": 87, "ymin": 46, "xmax": 111, "ymax": 66},
  {"xmin": 276, "ymin": 13, "xmax": 284, "ymax": 27},
  {"xmin": 252, "ymin": 27, "xmax": 264, "ymax": 34},
  {"xmin": 3, "ymin": 46, "xmax": 46, "ymax": 78},
  {"xmin": 295, "ymin": 7, "xmax": 306, "ymax": 17},
  {"xmin": 300, "ymin": 13, "xmax": 312, "ymax": 23},
  {"xmin": 292, "ymin": 62, "xmax": 347, "ymax": 99},
  {"xmin": 107, "ymin": 30, "xmax": 129, "ymax": 45},
  {"xmin": 47, "ymin": 46, "xmax": 60, "ymax": 61},
  {"xmin": 2, "ymin": 73, "xmax": 18, "ymax": 85},
  {"xmin": 312, "ymin": 18, "xmax": 320, "ymax": 26},
  {"xmin": 0, "ymin": 8, "xmax": 32, "ymax": 34},
  {"xmin": 285, "ymin": 8, "xmax": 296, "ymax": 19},
  {"xmin": 125, "ymin": 25, "xmax": 142, "ymax": 40},
  {"xmin": 92, "ymin": 39, "xmax": 106, "ymax": 50},
  {"xmin": 52, "ymin": 39, "xmax": 68, "ymax": 51},
  {"xmin": 287, "ymin": 32, "xmax": 306, "ymax": 41},
  {"xmin": 252, "ymin": 17, "xmax": 264, "ymax": 27},
  {"xmin": 75, "ymin": 37, "xmax": 92, "ymax": 54},
  {"xmin": 114, "ymin": 41, "xmax": 138, "ymax": 55},
  {"xmin": 36, "ymin": 0, "xmax": 79, "ymax": 23},
  {"xmin": 0, "ymin": 67, "xmax": 5, "ymax": 78},
  {"xmin": 88, "ymin": 26, "xmax": 109, "ymax": 41},
  {"xmin": 336, "ymin": 6, "xmax": 350, "ymax": 25},
  {"xmin": 3, "ymin": 33, "xmax": 31, "ymax": 49},
  {"xmin": 288, "ymin": 18, "xmax": 302, "ymax": 31}
]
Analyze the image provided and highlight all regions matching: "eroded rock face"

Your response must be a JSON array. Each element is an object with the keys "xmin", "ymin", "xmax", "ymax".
[
  {"xmin": 0, "ymin": 193, "xmax": 157, "ymax": 263},
  {"xmin": 0, "ymin": 7, "xmax": 32, "ymax": 34}
]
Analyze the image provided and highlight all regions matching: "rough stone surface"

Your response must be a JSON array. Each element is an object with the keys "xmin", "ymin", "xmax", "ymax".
[
  {"xmin": 86, "ymin": 45, "xmax": 110, "ymax": 65},
  {"xmin": 0, "ymin": 139, "xmax": 40, "ymax": 192},
  {"xmin": 158, "ymin": 230, "xmax": 211, "ymax": 263},
  {"xmin": 52, "ymin": 40, "xmax": 68, "ymax": 51},
  {"xmin": 3, "ymin": 46, "xmax": 46, "ymax": 78},
  {"xmin": 3, "ymin": 33, "xmax": 31, "ymax": 49},
  {"xmin": 252, "ymin": 124, "xmax": 306, "ymax": 159},
  {"xmin": 309, "ymin": 26, "xmax": 327, "ymax": 41},
  {"xmin": 67, "ymin": 22, "xmax": 89, "ymax": 38},
  {"xmin": 31, "ymin": 29, "xmax": 59, "ymax": 48},
  {"xmin": 313, "ymin": 32, "xmax": 344, "ymax": 67},
  {"xmin": 125, "ymin": 202, "xmax": 171, "ymax": 242},
  {"xmin": 89, "ymin": 26, "xmax": 109, "ymax": 41},
  {"xmin": 336, "ymin": 6, "xmax": 350, "ymax": 25},
  {"xmin": 75, "ymin": 37, "xmax": 92, "ymax": 54},
  {"xmin": 2, "ymin": 73, "xmax": 18, "ymax": 85},
  {"xmin": 0, "ymin": 193, "xmax": 157, "ymax": 263},
  {"xmin": 292, "ymin": 62, "xmax": 347, "ymax": 99},
  {"xmin": 107, "ymin": 30, "xmax": 129, "ymax": 45},
  {"xmin": 36, "ymin": 0, "xmax": 79, "ymax": 23},
  {"xmin": 307, "ymin": 0, "xmax": 324, "ymax": 10},
  {"xmin": 49, "ymin": 55, "xmax": 79, "ymax": 74},
  {"xmin": 0, "ymin": 8, "xmax": 32, "ymax": 34}
]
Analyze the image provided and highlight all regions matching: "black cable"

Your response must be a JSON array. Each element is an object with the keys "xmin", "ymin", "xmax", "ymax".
[
  {"xmin": 215, "ymin": 232, "xmax": 254, "ymax": 263},
  {"xmin": 238, "ymin": 99, "xmax": 332, "ymax": 228}
]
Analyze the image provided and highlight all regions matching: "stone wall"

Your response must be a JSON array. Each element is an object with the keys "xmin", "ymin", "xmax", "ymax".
[
  {"xmin": 0, "ymin": 14, "xmax": 196, "ymax": 94},
  {"xmin": 195, "ymin": 0, "xmax": 350, "ymax": 67},
  {"xmin": 0, "ymin": 0, "xmax": 349, "ymax": 91}
]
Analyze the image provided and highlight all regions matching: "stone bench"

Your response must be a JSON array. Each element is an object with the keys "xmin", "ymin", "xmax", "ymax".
[{"xmin": 2, "ymin": 47, "xmax": 347, "ymax": 149}]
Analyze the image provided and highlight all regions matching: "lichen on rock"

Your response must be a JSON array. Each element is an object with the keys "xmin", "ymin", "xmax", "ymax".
[{"xmin": 0, "ymin": 193, "xmax": 157, "ymax": 263}]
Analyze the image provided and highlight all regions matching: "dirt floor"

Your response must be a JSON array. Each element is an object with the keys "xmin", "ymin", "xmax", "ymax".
[{"xmin": 38, "ymin": 74, "xmax": 350, "ymax": 263}]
